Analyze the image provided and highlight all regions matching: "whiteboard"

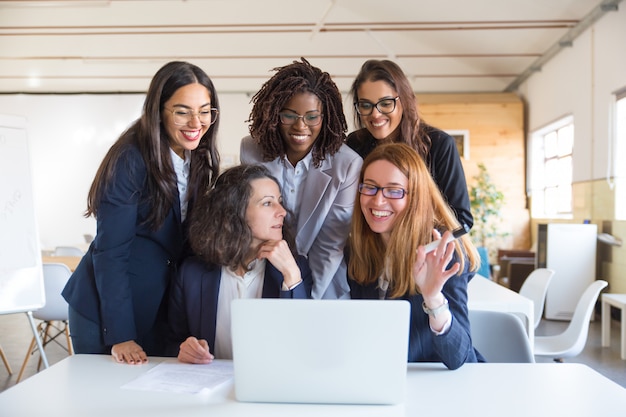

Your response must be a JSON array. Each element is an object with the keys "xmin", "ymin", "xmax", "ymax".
[{"xmin": 0, "ymin": 114, "xmax": 45, "ymax": 314}]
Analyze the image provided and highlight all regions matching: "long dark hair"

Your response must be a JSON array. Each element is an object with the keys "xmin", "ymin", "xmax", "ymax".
[
  {"xmin": 189, "ymin": 164, "xmax": 296, "ymax": 270},
  {"xmin": 350, "ymin": 59, "xmax": 430, "ymax": 160},
  {"xmin": 85, "ymin": 61, "xmax": 221, "ymax": 229},
  {"xmin": 247, "ymin": 58, "xmax": 347, "ymax": 168}
]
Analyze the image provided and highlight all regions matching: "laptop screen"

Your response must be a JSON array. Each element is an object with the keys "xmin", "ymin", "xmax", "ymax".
[{"xmin": 231, "ymin": 298, "xmax": 410, "ymax": 405}]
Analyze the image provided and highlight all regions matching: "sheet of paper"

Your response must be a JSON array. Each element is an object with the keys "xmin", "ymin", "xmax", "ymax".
[{"xmin": 121, "ymin": 360, "xmax": 234, "ymax": 395}]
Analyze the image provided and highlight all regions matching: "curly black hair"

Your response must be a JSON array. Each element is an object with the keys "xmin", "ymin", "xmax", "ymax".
[{"xmin": 247, "ymin": 58, "xmax": 347, "ymax": 168}]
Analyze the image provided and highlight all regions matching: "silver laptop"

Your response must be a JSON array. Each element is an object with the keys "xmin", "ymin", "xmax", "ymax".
[{"xmin": 231, "ymin": 298, "xmax": 410, "ymax": 405}]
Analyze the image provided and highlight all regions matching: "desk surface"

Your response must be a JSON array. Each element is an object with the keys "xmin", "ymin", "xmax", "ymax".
[
  {"xmin": 468, "ymin": 276, "xmax": 534, "ymax": 345},
  {"xmin": 1, "ymin": 355, "xmax": 624, "ymax": 417},
  {"xmin": 42, "ymin": 255, "xmax": 81, "ymax": 272}
]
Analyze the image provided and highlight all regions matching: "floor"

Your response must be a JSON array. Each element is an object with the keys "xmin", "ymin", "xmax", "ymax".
[{"xmin": 1, "ymin": 309, "xmax": 625, "ymax": 394}]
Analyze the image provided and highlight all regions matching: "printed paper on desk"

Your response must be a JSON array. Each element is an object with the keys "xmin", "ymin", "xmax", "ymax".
[{"xmin": 121, "ymin": 360, "xmax": 233, "ymax": 395}]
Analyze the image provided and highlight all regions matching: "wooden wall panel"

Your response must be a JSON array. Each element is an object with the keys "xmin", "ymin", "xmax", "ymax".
[{"xmin": 415, "ymin": 93, "xmax": 531, "ymax": 250}]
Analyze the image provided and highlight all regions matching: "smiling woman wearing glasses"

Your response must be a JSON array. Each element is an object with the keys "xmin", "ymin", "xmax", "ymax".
[
  {"xmin": 62, "ymin": 61, "xmax": 221, "ymax": 365},
  {"xmin": 348, "ymin": 143, "xmax": 483, "ymax": 370},
  {"xmin": 347, "ymin": 59, "xmax": 473, "ymax": 233},
  {"xmin": 240, "ymin": 58, "xmax": 362, "ymax": 300}
]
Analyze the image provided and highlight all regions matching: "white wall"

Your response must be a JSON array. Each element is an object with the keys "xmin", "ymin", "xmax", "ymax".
[
  {"xmin": 521, "ymin": 6, "xmax": 626, "ymax": 183},
  {"xmin": 0, "ymin": 92, "xmax": 251, "ymax": 249},
  {"xmin": 0, "ymin": 88, "xmax": 359, "ymax": 250}
]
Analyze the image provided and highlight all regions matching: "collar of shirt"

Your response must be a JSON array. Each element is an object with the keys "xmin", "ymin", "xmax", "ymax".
[{"xmin": 280, "ymin": 152, "xmax": 312, "ymax": 214}]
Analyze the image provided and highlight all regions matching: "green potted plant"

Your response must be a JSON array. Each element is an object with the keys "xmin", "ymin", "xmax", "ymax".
[{"xmin": 468, "ymin": 163, "xmax": 507, "ymax": 277}]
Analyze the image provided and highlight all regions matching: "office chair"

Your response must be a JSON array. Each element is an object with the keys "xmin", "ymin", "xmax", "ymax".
[
  {"xmin": 518, "ymin": 268, "xmax": 555, "ymax": 329},
  {"xmin": 53, "ymin": 246, "xmax": 84, "ymax": 257},
  {"xmin": 17, "ymin": 263, "xmax": 74, "ymax": 382},
  {"xmin": 469, "ymin": 310, "xmax": 535, "ymax": 363},
  {"xmin": 534, "ymin": 280, "xmax": 608, "ymax": 362}
]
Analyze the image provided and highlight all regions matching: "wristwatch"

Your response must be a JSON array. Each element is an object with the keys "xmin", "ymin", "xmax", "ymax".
[{"xmin": 422, "ymin": 297, "xmax": 449, "ymax": 318}]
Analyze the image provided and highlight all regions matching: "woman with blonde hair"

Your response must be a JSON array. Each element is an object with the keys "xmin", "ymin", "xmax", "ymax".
[{"xmin": 348, "ymin": 143, "xmax": 483, "ymax": 370}]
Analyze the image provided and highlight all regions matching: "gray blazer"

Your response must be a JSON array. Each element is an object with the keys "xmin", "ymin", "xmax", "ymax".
[{"xmin": 240, "ymin": 135, "xmax": 363, "ymax": 299}]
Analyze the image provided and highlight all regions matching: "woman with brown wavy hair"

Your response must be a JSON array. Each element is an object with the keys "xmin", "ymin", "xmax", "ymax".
[{"xmin": 167, "ymin": 164, "xmax": 312, "ymax": 363}]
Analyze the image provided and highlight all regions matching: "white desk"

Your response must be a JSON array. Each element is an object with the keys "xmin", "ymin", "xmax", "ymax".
[
  {"xmin": 1, "ymin": 355, "xmax": 625, "ymax": 417},
  {"xmin": 601, "ymin": 293, "xmax": 626, "ymax": 360},
  {"xmin": 468, "ymin": 275, "xmax": 534, "ymax": 346}
]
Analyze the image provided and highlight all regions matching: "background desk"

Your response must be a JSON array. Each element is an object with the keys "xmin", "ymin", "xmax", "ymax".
[
  {"xmin": 41, "ymin": 255, "xmax": 81, "ymax": 272},
  {"xmin": 468, "ymin": 276, "xmax": 534, "ymax": 346},
  {"xmin": 1, "ymin": 355, "xmax": 624, "ymax": 417}
]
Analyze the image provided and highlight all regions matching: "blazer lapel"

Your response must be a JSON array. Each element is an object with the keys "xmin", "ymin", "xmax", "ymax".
[
  {"xmin": 296, "ymin": 160, "xmax": 332, "ymax": 251},
  {"xmin": 261, "ymin": 262, "xmax": 281, "ymax": 298},
  {"xmin": 200, "ymin": 266, "xmax": 221, "ymax": 352}
]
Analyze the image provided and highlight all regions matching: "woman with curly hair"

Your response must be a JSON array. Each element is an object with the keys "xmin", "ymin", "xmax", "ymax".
[
  {"xmin": 167, "ymin": 164, "xmax": 312, "ymax": 363},
  {"xmin": 62, "ymin": 61, "xmax": 221, "ymax": 364},
  {"xmin": 348, "ymin": 143, "xmax": 483, "ymax": 370},
  {"xmin": 347, "ymin": 59, "xmax": 473, "ymax": 231},
  {"xmin": 240, "ymin": 58, "xmax": 362, "ymax": 299}
]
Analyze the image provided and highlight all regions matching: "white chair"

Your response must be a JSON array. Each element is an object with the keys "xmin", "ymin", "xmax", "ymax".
[
  {"xmin": 53, "ymin": 246, "xmax": 84, "ymax": 257},
  {"xmin": 469, "ymin": 310, "xmax": 535, "ymax": 363},
  {"xmin": 534, "ymin": 280, "xmax": 608, "ymax": 362},
  {"xmin": 518, "ymin": 268, "xmax": 555, "ymax": 329},
  {"xmin": 17, "ymin": 263, "xmax": 74, "ymax": 382}
]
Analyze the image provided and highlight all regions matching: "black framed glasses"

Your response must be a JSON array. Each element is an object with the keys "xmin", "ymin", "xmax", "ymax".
[
  {"xmin": 354, "ymin": 97, "xmax": 400, "ymax": 116},
  {"xmin": 358, "ymin": 183, "xmax": 407, "ymax": 199},
  {"xmin": 166, "ymin": 107, "xmax": 219, "ymax": 126},
  {"xmin": 278, "ymin": 112, "xmax": 323, "ymax": 127}
]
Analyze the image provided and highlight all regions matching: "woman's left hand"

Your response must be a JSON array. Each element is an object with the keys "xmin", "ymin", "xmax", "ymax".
[{"xmin": 413, "ymin": 230, "xmax": 461, "ymax": 300}]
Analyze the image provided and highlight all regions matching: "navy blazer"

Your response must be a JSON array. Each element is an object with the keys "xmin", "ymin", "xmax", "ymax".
[
  {"xmin": 166, "ymin": 255, "xmax": 312, "ymax": 357},
  {"xmin": 348, "ymin": 251, "xmax": 484, "ymax": 370},
  {"xmin": 62, "ymin": 144, "xmax": 184, "ymax": 353}
]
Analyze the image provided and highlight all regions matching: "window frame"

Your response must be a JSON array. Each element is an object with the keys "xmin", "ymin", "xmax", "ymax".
[{"xmin": 528, "ymin": 115, "xmax": 574, "ymax": 219}]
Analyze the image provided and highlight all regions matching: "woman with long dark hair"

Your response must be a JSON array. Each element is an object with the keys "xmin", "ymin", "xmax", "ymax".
[
  {"xmin": 62, "ymin": 61, "xmax": 221, "ymax": 364},
  {"xmin": 348, "ymin": 59, "xmax": 473, "ymax": 231}
]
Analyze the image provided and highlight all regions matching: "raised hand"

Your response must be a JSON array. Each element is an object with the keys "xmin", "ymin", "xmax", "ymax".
[{"xmin": 413, "ymin": 230, "xmax": 460, "ymax": 301}]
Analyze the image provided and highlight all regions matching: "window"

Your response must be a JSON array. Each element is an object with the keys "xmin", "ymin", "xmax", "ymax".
[{"xmin": 529, "ymin": 115, "xmax": 574, "ymax": 218}]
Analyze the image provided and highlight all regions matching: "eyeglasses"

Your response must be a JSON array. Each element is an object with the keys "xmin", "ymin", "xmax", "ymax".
[
  {"xmin": 278, "ymin": 112, "xmax": 323, "ymax": 127},
  {"xmin": 354, "ymin": 97, "xmax": 400, "ymax": 116},
  {"xmin": 358, "ymin": 183, "xmax": 407, "ymax": 199},
  {"xmin": 166, "ymin": 107, "xmax": 219, "ymax": 126}
]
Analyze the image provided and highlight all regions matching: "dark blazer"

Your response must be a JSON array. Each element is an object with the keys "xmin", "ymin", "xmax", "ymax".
[
  {"xmin": 166, "ymin": 255, "xmax": 312, "ymax": 357},
  {"xmin": 62, "ymin": 144, "xmax": 184, "ymax": 354},
  {"xmin": 348, "ymin": 251, "xmax": 484, "ymax": 370},
  {"xmin": 346, "ymin": 125, "xmax": 474, "ymax": 231}
]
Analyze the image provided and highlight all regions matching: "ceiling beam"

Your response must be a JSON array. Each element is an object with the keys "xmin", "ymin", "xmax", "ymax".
[{"xmin": 505, "ymin": 0, "xmax": 623, "ymax": 92}]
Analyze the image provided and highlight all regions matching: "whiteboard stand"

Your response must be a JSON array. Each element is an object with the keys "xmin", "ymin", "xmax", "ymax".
[{"xmin": 24, "ymin": 311, "xmax": 49, "ymax": 369}]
